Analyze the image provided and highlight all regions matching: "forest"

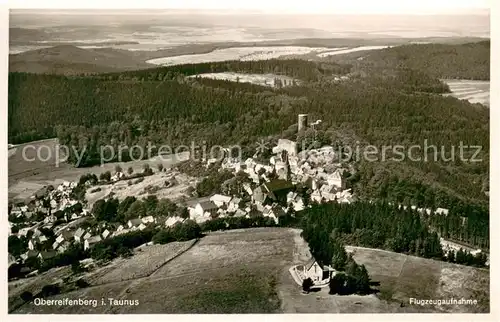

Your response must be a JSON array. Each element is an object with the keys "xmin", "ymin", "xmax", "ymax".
[{"xmin": 328, "ymin": 40, "xmax": 490, "ymax": 80}]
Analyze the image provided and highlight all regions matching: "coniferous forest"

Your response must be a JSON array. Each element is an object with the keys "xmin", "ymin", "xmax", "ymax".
[
  {"xmin": 298, "ymin": 202, "xmax": 488, "ymax": 266},
  {"xmin": 8, "ymin": 41, "xmax": 490, "ymax": 251}
]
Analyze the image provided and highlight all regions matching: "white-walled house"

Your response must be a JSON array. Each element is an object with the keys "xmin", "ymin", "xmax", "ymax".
[
  {"xmin": 141, "ymin": 216, "xmax": 155, "ymax": 224},
  {"xmin": 228, "ymin": 197, "xmax": 241, "ymax": 212},
  {"xmin": 233, "ymin": 209, "xmax": 246, "ymax": 217},
  {"xmin": 38, "ymin": 251, "xmax": 57, "ymax": 262},
  {"xmin": 326, "ymin": 170, "xmax": 345, "ymax": 189},
  {"xmin": 272, "ymin": 139, "xmax": 298, "ymax": 157},
  {"xmin": 84, "ymin": 236, "xmax": 102, "ymax": 251},
  {"xmin": 311, "ymin": 190, "xmax": 323, "ymax": 203},
  {"xmin": 18, "ymin": 227, "xmax": 31, "ymax": 237},
  {"xmin": 56, "ymin": 241, "xmax": 71, "ymax": 253},
  {"xmin": 128, "ymin": 218, "xmax": 143, "ymax": 229},
  {"xmin": 194, "ymin": 201, "xmax": 218, "ymax": 217},
  {"xmin": 74, "ymin": 228, "xmax": 86, "ymax": 243},
  {"xmin": 101, "ymin": 229, "xmax": 111, "ymax": 239},
  {"xmin": 301, "ymin": 259, "xmax": 336, "ymax": 283},
  {"xmin": 210, "ymin": 194, "xmax": 232, "ymax": 207},
  {"xmin": 291, "ymin": 196, "xmax": 305, "ymax": 212},
  {"xmin": 165, "ymin": 216, "xmax": 184, "ymax": 227}
]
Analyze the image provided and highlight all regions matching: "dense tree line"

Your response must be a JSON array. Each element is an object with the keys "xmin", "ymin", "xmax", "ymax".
[
  {"xmin": 90, "ymin": 228, "xmax": 159, "ymax": 261},
  {"xmin": 428, "ymin": 203, "xmax": 489, "ymax": 249},
  {"xmin": 445, "ymin": 248, "xmax": 488, "ymax": 267},
  {"xmin": 297, "ymin": 201, "xmax": 487, "ymax": 266},
  {"xmin": 91, "ymin": 195, "xmax": 187, "ymax": 224}
]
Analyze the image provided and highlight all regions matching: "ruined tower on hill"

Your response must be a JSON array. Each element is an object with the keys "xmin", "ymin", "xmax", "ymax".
[{"xmin": 298, "ymin": 114, "xmax": 308, "ymax": 131}]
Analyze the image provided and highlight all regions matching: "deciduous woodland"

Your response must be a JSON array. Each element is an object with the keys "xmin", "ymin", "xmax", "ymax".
[{"xmin": 8, "ymin": 41, "xmax": 489, "ymax": 251}]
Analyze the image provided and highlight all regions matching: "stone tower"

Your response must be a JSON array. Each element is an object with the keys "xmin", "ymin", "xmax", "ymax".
[{"xmin": 298, "ymin": 114, "xmax": 308, "ymax": 131}]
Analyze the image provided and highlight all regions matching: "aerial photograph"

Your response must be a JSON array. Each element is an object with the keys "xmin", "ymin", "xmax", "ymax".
[{"xmin": 7, "ymin": 0, "xmax": 490, "ymax": 315}]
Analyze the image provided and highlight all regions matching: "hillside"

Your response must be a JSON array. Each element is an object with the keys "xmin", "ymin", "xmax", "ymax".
[
  {"xmin": 326, "ymin": 41, "xmax": 490, "ymax": 80},
  {"xmin": 9, "ymin": 45, "xmax": 153, "ymax": 75}
]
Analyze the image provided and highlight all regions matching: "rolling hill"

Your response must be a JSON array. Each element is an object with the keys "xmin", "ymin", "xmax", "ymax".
[{"xmin": 9, "ymin": 45, "xmax": 153, "ymax": 75}]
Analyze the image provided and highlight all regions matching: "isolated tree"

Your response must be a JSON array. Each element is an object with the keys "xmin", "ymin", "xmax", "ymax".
[
  {"xmin": 126, "ymin": 200, "xmax": 146, "ymax": 220},
  {"xmin": 20, "ymin": 291, "xmax": 33, "ymax": 303},
  {"xmin": 157, "ymin": 163, "xmax": 164, "ymax": 172},
  {"xmin": 8, "ymin": 235, "xmax": 25, "ymax": 257},
  {"xmin": 157, "ymin": 199, "xmax": 178, "ymax": 217},
  {"xmin": 302, "ymin": 277, "xmax": 314, "ymax": 293},
  {"xmin": 41, "ymin": 284, "xmax": 61, "ymax": 297},
  {"xmin": 99, "ymin": 171, "xmax": 111, "ymax": 182},
  {"xmin": 329, "ymin": 272, "xmax": 346, "ymax": 295},
  {"xmin": 117, "ymin": 196, "xmax": 137, "ymax": 222},
  {"xmin": 345, "ymin": 255, "xmax": 359, "ymax": 277},
  {"xmin": 355, "ymin": 265, "xmax": 371, "ymax": 294},
  {"xmin": 75, "ymin": 278, "xmax": 90, "ymax": 288},
  {"xmin": 143, "ymin": 164, "xmax": 153, "ymax": 175},
  {"xmin": 71, "ymin": 261, "xmax": 84, "ymax": 274},
  {"xmin": 143, "ymin": 195, "xmax": 159, "ymax": 216},
  {"xmin": 92, "ymin": 199, "xmax": 106, "ymax": 221},
  {"xmin": 127, "ymin": 167, "xmax": 134, "ymax": 175},
  {"xmin": 115, "ymin": 165, "xmax": 123, "ymax": 173}
]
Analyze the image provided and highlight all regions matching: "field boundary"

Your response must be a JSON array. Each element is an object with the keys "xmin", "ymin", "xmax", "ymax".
[{"xmin": 92, "ymin": 238, "xmax": 200, "ymax": 285}]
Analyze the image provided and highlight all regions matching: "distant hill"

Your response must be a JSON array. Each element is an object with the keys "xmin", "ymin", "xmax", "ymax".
[{"xmin": 9, "ymin": 45, "xmax": 153, "ymax": 75}]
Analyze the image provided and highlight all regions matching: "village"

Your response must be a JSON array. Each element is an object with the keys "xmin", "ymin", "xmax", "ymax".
[{"xmin": 7, "ymin": 114, "xmax": 358, "ymax": 281}]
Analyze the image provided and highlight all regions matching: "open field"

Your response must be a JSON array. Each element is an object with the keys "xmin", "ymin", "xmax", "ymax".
[
  {"xmin": 346, "ymin": 246, "xmax": 490, "ymax": 313},
  {"xmin": 11, "ymin": 228, "xmax": 299, "ymax": 313},
  {"xmin": 442, "ymin": 79, "xmax": 490, "ymax": 106},
  {"xmin": 87, "ymin": 240, "xmax": 197, "ymax": 285},
  {"xmin": 317, "ymin": 45, "xmax": 391, "ymax": 57},
  {"xmin": 188, "ymin": 72, "xmax": 299, "ymax": 87},
  {"xmin": 9, "ymin": 228, "xmax": 489, "ymax": 313},
  {"xmin": 84, "ymin": 171, "xmax": 196, "ymax": 209},
  {"xmin": 8, "ymin": 137, "xmax": 189, "ymax": 202},
  {"xmin": 146, "ymin": 46, "xmax": 332, "ymax": 65}
]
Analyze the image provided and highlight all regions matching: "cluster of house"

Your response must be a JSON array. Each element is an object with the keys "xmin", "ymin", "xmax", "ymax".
[
  {"xmin": 9, "ymin": 181, "xmax": 94, "ymax": 264},
  {"xmin": 187, "ymin": 139, "xmax": 355, "ymax": 225}
]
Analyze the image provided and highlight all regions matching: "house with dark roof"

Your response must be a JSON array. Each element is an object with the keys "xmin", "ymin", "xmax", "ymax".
[
  {"xmin": 84, "ymin": 236, "xmax": 103, "ymax": 251},
  {"xmin": 252, "ymin": 179, "xmax": 295, "ymax": 205},
  {"xmin": 194, "ymin": 201, "xmax": 218, "ymax": 217},
  {"xmin": 20, "ymin": 250, "xmax": 40, "ymax": 262},
  {"xmin": 127, "ymin": 218, "xmax": 143, "ymax": 228},
  {"xmin": 38, "ymin": 251, "xmax": 57, "ymax": 262}
]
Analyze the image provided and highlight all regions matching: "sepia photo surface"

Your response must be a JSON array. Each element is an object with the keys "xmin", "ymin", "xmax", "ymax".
[{"xmin": 6, "ymin": 0, "xmax": 491, "ymax": 316}]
